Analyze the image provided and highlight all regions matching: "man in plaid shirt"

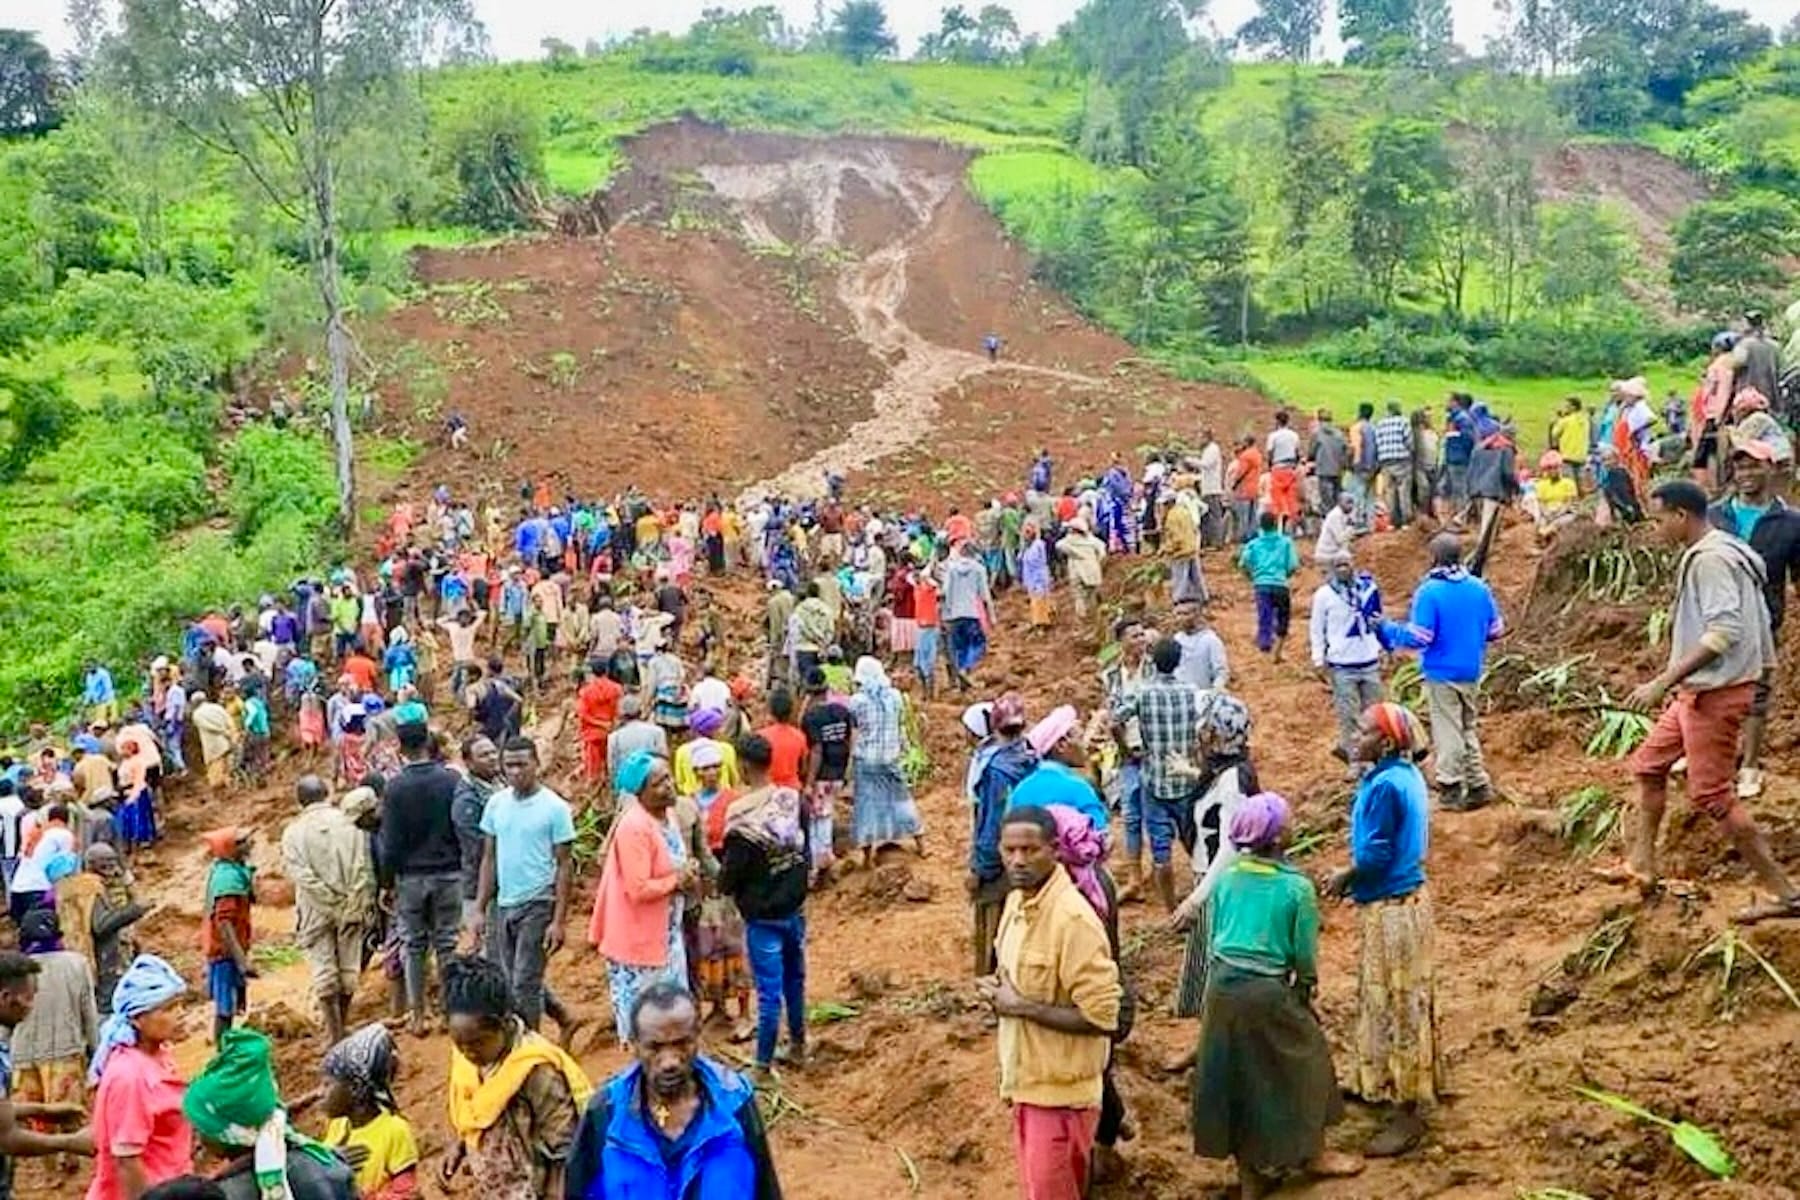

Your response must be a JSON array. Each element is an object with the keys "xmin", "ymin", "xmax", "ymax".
[
  {"xmin": 1110, "ymin": 636, "xmax": 1208, "ymax": 910},
  {"xmin": 1374, "ymin": 400, "xmax": 1416, "ymax": 527}
]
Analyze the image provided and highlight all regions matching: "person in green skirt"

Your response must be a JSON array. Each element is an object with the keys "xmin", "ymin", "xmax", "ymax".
[{"xmin": 1189, "ymin": 791, "xmax": 1363, "ymax": 1198}]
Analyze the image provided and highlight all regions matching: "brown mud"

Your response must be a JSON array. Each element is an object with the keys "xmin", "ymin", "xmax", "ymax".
[{"xmin": 28, "ymin": 123, "xmax": 1800, "ymax": 1200}]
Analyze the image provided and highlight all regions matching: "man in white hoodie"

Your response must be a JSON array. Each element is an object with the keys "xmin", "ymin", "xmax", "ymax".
[{"xmin": 1310, "ymin": 553, "xmax": 1387, "ymax": 774}]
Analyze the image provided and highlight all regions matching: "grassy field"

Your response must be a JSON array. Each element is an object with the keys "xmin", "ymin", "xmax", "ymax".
[
  {"xmin": 1240, "ymin": 357, "xmax": 1697, "ymax": 452},
  {"xmin": 430, "ymin": 55, "xmax": 1081, "ymax": 197}
]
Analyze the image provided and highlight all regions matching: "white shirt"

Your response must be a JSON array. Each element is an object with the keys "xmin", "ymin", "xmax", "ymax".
[
  {"xmin": 1266, "ymin": 427, "xmax": 1301, "ymax": 467},
  {"xmin": 11, "ymin": 824, "xmax": 74, "ymax": 894},
  {"xmin": 690, "ymin": 675, "xmax": 731, "ymax": 715},
  {"xmin": 1315, "ymin": 507, "xmax": 1357, "ymax": 564},
  {"xmin": 0, "ymin": 795, "xmax": 24, "ymax": 859},
  {"xmin": 1174, "ymin": 628, "xmax": 1229, "ymax": 692},
  {"xmin": 1310, "ymin": 581, "xmax": 1383, "ymax": 670},
  {"xmin": 1198, "ymin": 443, "xmax": 1225, "ymax": 496}
]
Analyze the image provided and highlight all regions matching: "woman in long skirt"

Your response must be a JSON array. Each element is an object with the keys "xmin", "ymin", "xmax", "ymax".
[
  {"xmin": 847, "ymin": 657, "xmax": 924, "ymax": 864},
  {"xmin": 1326, "ymin": 702, "xmax": 1444, "ymax": 1158},
  {"xmin": 1192, "ymin": 791, "xmax": 1362, "ymax": 1197}
]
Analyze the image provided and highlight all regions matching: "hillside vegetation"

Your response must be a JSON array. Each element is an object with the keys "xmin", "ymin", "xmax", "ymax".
[{"xmin": 0, "ymin": 0, "xmax": 1795, "ymax": 721}]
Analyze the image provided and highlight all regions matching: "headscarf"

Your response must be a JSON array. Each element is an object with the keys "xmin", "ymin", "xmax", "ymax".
[
  {"xmin": 1228, "ymin": 791, "xmax": 1291, "ymax": 852},
  {"xmin": 1367, "ymin": 701, "xmax": 1428, "ymax": 759},
  {"xmin": 88, "ymin": 953, "xmax": 187, "ymax": 1082},
  {"xmin": 185, "ymin": 1026, "xmax": 335, "ymax": 1198},
  {"xmin": 725, "ymin": 784, "xmax": 805, "ymax": 851},
  {"xmin": 1025, "ymin": 705, "xmax": 1079, "ymax": 759},
  {"xmin": 689, "ymin": 740, "xmax": 724, "ymax": 771},
  {"xmin": 203, "ymin": 828, "xmax": 255, "ymax": 907},
  {"xmin": 339, "ymin": 786, "xmax": 379, "ymax": 823},
  {"xmin": 687, "ymin": 707, "xmax": 726, "ymax": 737},
  {"xmin": 853, "ymin": 655, "xmax": 892, "ymax": 695},
  {"xmin": 322, "ymin": 1022, "xmax": 399, "ymax": 1113},
  {"xmin": 614, "ymin": 749, "xmax": 657, "ymax": 797},
  {"xmin": 1047, "ymin": 804, "xmax": 1110, "ymax": 919},
  {"xmin": 960, "ymin": 702, "xmax": 993, "ymax": 741},
  {"xmin": 1196, "ymin": 692, "xmax": 1252, "ymax": 755}
]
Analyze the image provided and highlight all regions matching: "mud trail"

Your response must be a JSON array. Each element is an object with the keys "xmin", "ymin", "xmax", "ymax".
[{"xmin": 696, "ymin": 146, "xmax": 1103, "ymax": 503}]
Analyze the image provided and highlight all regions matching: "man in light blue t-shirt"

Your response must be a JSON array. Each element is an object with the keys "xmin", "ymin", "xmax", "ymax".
[{"xmin": 472, "ymin": 736, "xmax": 575, "ymax": 1029}]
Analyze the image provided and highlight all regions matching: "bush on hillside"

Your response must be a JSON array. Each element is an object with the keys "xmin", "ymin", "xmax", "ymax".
[
  {"xmin": 436, "ymin": 95, "xmax": 547, "ymax": 230},
  {"xmin": 0, "ymin": 368, "xmax": 76, "ymax": 481},
  {"xmin": 35, "ymin": 415, "xmax": 210, "ymax": 533},
  {"xmin": 49, "ymin": 270, "xmax": 258, "ymax": 398},
  {"xmin": 225, "ymin": 425, "xmax": 337, "ymax": 543},
  {"xmin": 1304, "ymin": 308, "xmax": 1658, "ymax": 379}
]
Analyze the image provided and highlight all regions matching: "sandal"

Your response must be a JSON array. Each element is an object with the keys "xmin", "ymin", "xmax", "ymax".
[{"xmin": 1733, "ymin": 896, "xmax": 1800, "ymax": 926}]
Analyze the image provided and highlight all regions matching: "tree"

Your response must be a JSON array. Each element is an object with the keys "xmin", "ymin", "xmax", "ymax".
[
  {"xmin": 974, "ymin": 5, "xmax": 1022, "ymax": 60},
  {"xmin": 1272, "ymin": 75, "xmax": 1355, "ymax": 318},
  {"xmin": 437, "ymin": 94, "xmax": 546, "ymax": 231},
  {"xmin": 0, "ymin": 368, "xmax": 76, "ymax": 482},
  {"xmin": 1235, "ymin": 0, "xmax": 1324, "ymax": 60},
  {"xmin": 1669, "ymin": 193, "xmax": 1800, "ymax": 318},
  {"xmin": 1063, "ymin": 0, "xmax": 1210, "ymax": 166},
  {"xmin": 1339, "ymin": 0, "xmax": 1453, "ymax": 67},
  {"xmin": 831, "ymin": 1, "xmax": 898, "ymax": 63},
  {"xmin": 1556, "ymin": 0, "xmax": 1773, "ymax": 125},
  {"xmin": 1491, "ymin": 0, "xmax": 1574, "ymax": 75},
  {"xmin": 1456, "ymin": 77, "xmax": 1558, "ymax": 321},
  {"xmin": 0, "ymin": 29, "xmax": 62, "ymax": 135},
  {"xmin": 1351, "ymin": 117, "xmax": 1452, "ymax": 306},
  {"xmin": 110, "ymin": 0, "xmax": 478, "ymax": 532},
  {"xmin": 1536, "ymin": 200, "xmax": 1631, "ymax": 310}
]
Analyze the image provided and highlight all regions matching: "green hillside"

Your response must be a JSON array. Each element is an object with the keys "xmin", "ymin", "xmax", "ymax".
[{"xmin": 0, "ymin": 4, "xmax": 1795, "ymax": 721}]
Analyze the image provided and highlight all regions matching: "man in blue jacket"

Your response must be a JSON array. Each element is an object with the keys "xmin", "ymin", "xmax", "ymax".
[
  {"xmin": 1384, "ymin": 534, "xmax": 1504, "ymax": 811},
  {"xmin": 966, "ymin": 693, "xmax": 1035, "ymax": 976},
  {"xmin": 566, "ymin": 982, "xmax": 782, "ymax": 1200}
]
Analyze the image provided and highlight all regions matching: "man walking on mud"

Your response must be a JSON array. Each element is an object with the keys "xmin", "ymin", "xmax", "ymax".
[{"xmin": 1612, "ymin": 479, "xmax": 1800, "ymax": 924}]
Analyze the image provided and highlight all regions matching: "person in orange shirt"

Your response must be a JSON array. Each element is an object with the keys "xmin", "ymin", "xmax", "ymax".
[
  {"xmin": 757, "ymin": 688, "xmax": 810, "ymax": 790},
  {"xmin": 575, "ymin": 663, "xmax": 624, "ymax": 784},
  {"xmin": 343, "ymin": 648, "xmax": 380, "ymax": 694},
  {"xmin": 1228, "ymin": 435, "xmax": 1265, "ymax": 544},
  {"xmin": 701, "ymin": 507, "xmax": 726, "ymax": 575}
]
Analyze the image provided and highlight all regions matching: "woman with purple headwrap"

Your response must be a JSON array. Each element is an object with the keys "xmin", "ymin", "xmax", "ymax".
[{"xmin": 1189, "ymin": 791, "xmax": 1363, "ymax": 1196}]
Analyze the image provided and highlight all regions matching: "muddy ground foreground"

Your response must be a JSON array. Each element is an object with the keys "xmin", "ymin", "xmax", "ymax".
[{"xmin": 26, "ymin": 121, "xmax": 1800, "ymax": 1200}]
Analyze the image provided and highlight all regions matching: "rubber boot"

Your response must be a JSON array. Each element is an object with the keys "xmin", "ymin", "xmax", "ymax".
[
  {"xmin": 1152, "ymin": 864, "xmax": 1176, "ymax": 912},
  {"xmin": 1117, "ymin": 858, "xmax": 1144, "ymax": 905}
]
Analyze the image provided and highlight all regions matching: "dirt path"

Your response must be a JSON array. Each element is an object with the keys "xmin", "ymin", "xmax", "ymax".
[{"xmin": 697, "ymin": 148, "xmax": 1104, "ymax": 503}]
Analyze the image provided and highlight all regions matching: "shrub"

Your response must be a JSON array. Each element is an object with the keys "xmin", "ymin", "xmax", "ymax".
[
  {"xmin": 436, "ymin": 95, "xmax": 547, "ymax": 231},
  {"xmin": 224, "ymin": 425, "xmax": 337, "ymax": 543},
  {"xmin": 0, "ymin": 367, "xmax": 76, "ymax": 481}
]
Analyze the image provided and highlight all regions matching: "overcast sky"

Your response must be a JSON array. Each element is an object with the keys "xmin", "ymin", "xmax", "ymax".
[{"xmin": 10, "ymin": 0, "xmax": 1793, "ymax": 65}]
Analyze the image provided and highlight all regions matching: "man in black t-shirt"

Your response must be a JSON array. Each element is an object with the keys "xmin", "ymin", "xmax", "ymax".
[{"xmin": 799, "ymin": 668, "xmax": 854, "ymax": 887}]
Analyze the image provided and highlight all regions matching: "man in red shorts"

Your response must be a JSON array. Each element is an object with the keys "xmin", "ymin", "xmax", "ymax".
[{"xmin": 1619, "ymin": 479, "xmax": 1800, "ymax": 924}]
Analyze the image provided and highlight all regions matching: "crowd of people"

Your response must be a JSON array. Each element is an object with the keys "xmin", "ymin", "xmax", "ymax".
[{"xmin": 0, "ymin": 318, "xmax": 1794, "ymax": 1199}]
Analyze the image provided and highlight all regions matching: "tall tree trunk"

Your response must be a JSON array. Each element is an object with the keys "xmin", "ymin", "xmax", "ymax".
[{"xmin": 310, "ymin": 20, "xmax": 354, "ymax": 534}]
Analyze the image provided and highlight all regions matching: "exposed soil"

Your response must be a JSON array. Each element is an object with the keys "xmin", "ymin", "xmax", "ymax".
[
  {"xmin": 37, "ymin": 123, "xmax": 1800, "ymax": 1200},
  {"xmin": 1535, "ymin": 141, "xmax": 1714, "ymax": 315}
]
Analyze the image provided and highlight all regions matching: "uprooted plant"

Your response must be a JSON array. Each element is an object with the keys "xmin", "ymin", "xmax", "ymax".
[
  {"xmin": 1686, "ymin": 928, "xmax": 1800, "ymax": 1019},
  {"xmin": 1558, "ymin": 786, "xmax": 1623, "ymax": 857},
  {"xmin": 1587, "ymin": 704, "xmax": 1652, "ymax": 758},
  {"xmin": 1566, "ymin": 910, "xmax": 1636, "ymax": 977}
]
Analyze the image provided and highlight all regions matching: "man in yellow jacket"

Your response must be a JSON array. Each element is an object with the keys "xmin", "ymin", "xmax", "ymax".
[{"xmin": 979, "ymin": 806, "xmax": 1122, "ymax": 1200}]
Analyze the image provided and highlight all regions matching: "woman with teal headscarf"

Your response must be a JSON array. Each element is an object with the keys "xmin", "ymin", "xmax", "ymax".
[{"xmin": 586, "ymin": 751, "xmax": 697, "ymax": 1044}]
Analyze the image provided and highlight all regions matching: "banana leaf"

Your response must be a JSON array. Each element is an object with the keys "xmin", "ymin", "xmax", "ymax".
[{"xmin": 1575, "ymin": 1087, "xmax": 1735, "ymax": 1178}]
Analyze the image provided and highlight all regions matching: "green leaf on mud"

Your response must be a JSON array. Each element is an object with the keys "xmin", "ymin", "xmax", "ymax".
[{"xmin": 1575, "ymin": 1087, "xmax": 1736, "ymax": 1179}]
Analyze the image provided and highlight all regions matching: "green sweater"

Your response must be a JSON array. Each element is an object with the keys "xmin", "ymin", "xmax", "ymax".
[
  {"xmin": 1207, "ymin": 856, "xmax": 1319, "ymax": 986},
  {"xmin": 1237, "ymin": 532, "xmax": 1299, "ymax": 588}
]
